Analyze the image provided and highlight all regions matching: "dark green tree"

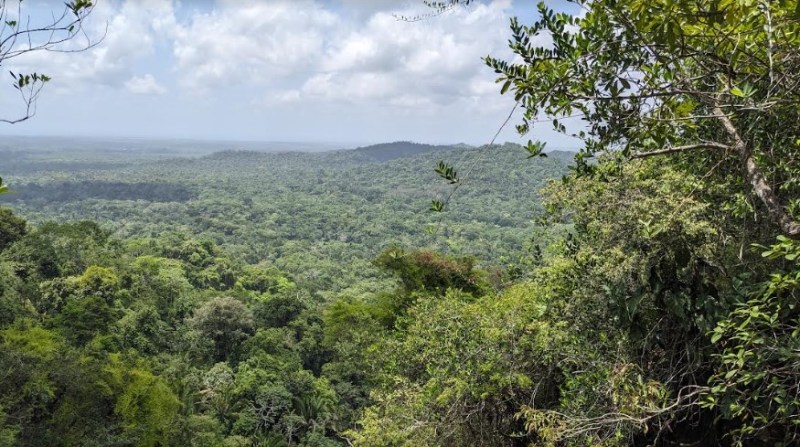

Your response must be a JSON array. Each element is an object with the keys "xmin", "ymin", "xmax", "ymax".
[
  {"xmin": 189, "ymin": 296, "xmax": 255, "ymax": 362},
  {"xmin": 0, "ymin": 208, "xmax": 26, "ymax": 252}
]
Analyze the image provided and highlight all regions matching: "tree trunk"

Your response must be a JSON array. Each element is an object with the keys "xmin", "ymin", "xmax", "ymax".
[{"xmin": 712, "ymin": 104, "xmax": 800, "ymax": 238}]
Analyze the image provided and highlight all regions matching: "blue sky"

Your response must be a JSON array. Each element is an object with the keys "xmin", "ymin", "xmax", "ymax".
[{"xmin": 0, "ymin": 0, "xmax": 581, "ymax": 147}]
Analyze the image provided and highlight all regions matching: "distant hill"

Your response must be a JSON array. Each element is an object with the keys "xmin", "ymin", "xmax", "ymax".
[
  {"xmin": 348, "ymin": 141, "xmax": 469, "ymax": 162},
  {"xmin": 545, "ymin": 150, "xmax": 577, "ymax": 165},
  {"xmin": 193, "ymin": 143, "xmax": 576, "ymax": 169}
]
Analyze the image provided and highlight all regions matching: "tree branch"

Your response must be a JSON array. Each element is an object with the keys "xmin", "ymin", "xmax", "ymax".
[
  {"xmin": 631, "ymin": 142, "xmax": 732, "ymax": 158},
  {"xmin": 573, "ymin": 89, "xmax": 699, "ymax": 103},
  {"xmin": 711, "ymin": 103, "xmax": 800, "ymax": 238}
]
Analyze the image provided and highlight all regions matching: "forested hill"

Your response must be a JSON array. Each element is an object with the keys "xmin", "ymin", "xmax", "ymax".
[
  {"xmin": 346, "ymin": 141, "xmax": 471, "ymax": 162},
  {"xmin": 1, "ymin": 141, "xmax": 572, "ymax": 298},
  {"xmin": 343, "ymin": 141, "xmax": 575, "ymax": 164}
]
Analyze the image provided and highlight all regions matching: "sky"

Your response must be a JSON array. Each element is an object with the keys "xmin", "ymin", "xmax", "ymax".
[{"xmin": 0, "ymin": 0, "xmax": 581, "ymax": 147}]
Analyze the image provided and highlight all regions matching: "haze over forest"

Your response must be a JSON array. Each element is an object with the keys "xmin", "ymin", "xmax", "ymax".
[{"xmin": 2, "ymin": 1, "xmax": 800, "ymax": 447}]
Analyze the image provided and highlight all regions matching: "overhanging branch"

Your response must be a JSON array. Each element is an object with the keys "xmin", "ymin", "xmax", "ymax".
[{"xmin": 631, "ymin": 142, "xmax": 732, "ymax": 159}]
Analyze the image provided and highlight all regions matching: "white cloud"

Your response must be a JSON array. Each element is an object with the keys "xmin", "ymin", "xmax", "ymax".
[
  {"xmin": 6, "ymin": 0, "xmax": 176, "ymax": 90},
  {"xmin": 170, "ymin": 0, "xmax": 338, "ymax": 91},
  {"xmin": 9, "ymin": 0, "xmax": 524, "ymax": 112},
  {"xmin": 125, "ymin": 74, "xmax": 166, "ymax": 95},
  {"xmin": 335, "ymin": 0, "xmax": 415, "ymax": 13},
  {"xmin": 168, "ymin": 0, "xmax": 522, "ymax": 112},
  {"xmin": 287, "ymin": 0, "xmax": 516, "ymax": 109},
  {"xmin": 0, "ymin": 0, "xmax": 566, "ymax": 145}
]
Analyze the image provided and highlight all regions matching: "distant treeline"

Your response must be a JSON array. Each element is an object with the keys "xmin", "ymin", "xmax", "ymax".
[
  {"xmin": 1, "ymin": 161, "xmax": 131, "ymax": 175},
  {"xmin": 0, "ymin": 181, "xmax": 196, "ymax": 203},
  {"xmin": 350, "ymin": 141, "xmax": 466, "ymax": 162}
]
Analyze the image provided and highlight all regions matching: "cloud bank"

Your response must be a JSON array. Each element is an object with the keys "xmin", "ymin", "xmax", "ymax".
[{"xmin": 0, "ymin": 0, "xmax": 558, "ymax": 144}]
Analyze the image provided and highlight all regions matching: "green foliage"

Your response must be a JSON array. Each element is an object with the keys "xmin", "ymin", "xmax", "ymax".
[
  {"xmin": 375, "ymin": 247, "xmax": 486, "ymax": 297},
  {"xmin": 253, "ymin": 292, "xmax": 308, "ymax": 329},
  {"xmin": 0, "ymin": 142, "xmax": 569, "ymax": 296},
  {"xmin": 0, "ymin": 407, "xmax": 19, "ymax": 447},
  {"xmin": 524, "ymin": 140, "xmax": 547, "ymax": 159},
  {"xmin": 542, "ymin": 161, "xmax": 731, "ymax": 335},
  {"xmin": 100, "ymin": 354, "xmax": 181, "ymax": 447},
  {"xmin": 126, "ymin": 255, "xmax": 194, "ymax": 323},
  {"xmin": 1, "ymin": 324, "xmax": 60, "ymax": 360},
  {"xmin": 189, "ymin": 296, "xmax": 255, "ymax": 362},
  {"xmin": 433, "ymin": 160, "xmax": 459, "ymax": 184},
  {"xmin": 2, "ymin": 220, "xmax": 112, "ymax": 279},
  {"xmin": 485, "ymin": 0, "xmax": 800, "ymax": 238},
  {"xmin": 56, "ymin": 295, "xmax": 117, "ymax": 345},
  {"xmin": 76, "ymin": 265, "xmax": 120, "ymax": 302},
  {"xmin": 115, "ymin": 306, "xmax": 171, "ymax": 355},
  {"xmin": 6, "ymin": 1, "xmax": 800, "ymax": 442},
  {"xmin": 0, "ymin": 213, "xmax": 351, "ymax": 446},
  {"xmin": 705, "ymin": 237, "xmax": 800, "ymax": 445},
  {"xmin": 0, "ymin": 262, "xmax": 28, "ymax": 326},
  {"xmin": 350, "ymin": 265, "xmax": 663, "ymax": 446},
  {"xmin": 0, "ymin": 207, "xmax": 26, "ymax": 252},
  {"xmin": 239, "ymin": 262, "xmax": 295, "ymax": 295}
]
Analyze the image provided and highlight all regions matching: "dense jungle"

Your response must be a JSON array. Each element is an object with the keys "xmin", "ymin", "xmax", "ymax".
[{"xmin": 2, "ymin": 1, "xmax": 800, "ymax": 446}]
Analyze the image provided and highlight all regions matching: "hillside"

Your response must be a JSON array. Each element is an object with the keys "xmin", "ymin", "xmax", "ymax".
[{"xmin": 347, "ymin": 141, "xmax": 471, "ymax": 162}]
